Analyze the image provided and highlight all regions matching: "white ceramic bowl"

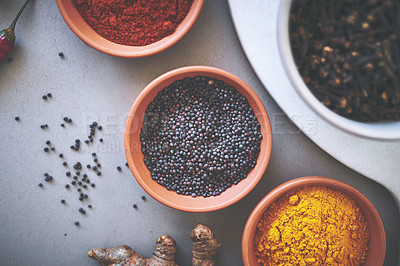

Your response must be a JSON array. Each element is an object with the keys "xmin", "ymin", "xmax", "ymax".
[{"xmin": 277, "ymin": 0, "xmax": 400, "ymax": 140}]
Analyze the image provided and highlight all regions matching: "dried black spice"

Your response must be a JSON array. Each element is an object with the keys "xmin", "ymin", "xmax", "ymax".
[{"xmin": 290, "ymin": 0, "xmax": 400, "ymax": 121}]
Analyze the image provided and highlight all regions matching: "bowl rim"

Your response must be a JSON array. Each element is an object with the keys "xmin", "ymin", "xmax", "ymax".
[
  {"xmin": 56, "ymin": 0, "xmax": 205, "ymax": 58},
  {"xmin": 277, "ymin": 0, "xmax": 400, "ymax": 140},
  {"xmin": 124, "ymin": 65, "xmax": 273, "ymax": 212},
  {"xmin": 242, "ymin": 176, "xmax": 386, "ymax": 266}
]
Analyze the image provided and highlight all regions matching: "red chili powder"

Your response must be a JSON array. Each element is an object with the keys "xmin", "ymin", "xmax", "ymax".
[{"xmin": 73, "ymin": 0, "xmax": 194, "ymax": 46}]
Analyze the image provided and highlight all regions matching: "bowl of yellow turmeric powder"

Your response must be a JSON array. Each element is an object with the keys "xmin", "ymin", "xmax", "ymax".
[{"xmin": 242, "ymin": 176, "xmax": 386, "ymax": 266}]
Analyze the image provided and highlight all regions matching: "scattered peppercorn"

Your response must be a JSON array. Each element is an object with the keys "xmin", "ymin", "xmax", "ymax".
[
  {"xmin": 42, "ymin": 95, "xmax": 47, "ymax": 100},
  {"xmin": 61, "ymin": 199, "xmax": 66, "ymax": 204},
  {"xmin": 88, "ymin": 205, "xmax": 92, "ymax": 208},
  {"xmin": 59, "ymin": 153, "xmax": 63, "ymax": 158},
  {"xmin": 92, "ymin": 166, "xmax": 97, "ymax": 171},
  {"xmin": 75, "ymin": 139, "xmax": 80, "ymax": 144},
  {"xmin": 83, "ymin": 184, "xmax": 88, "ymax": 189},
  {"xmin": 71, "ymin": 181, "xmax": 76, "ymax": 185},
  {"xmin": 79, "ymin": 196, "xmax": 83, "ymax": 201},
  {"xmin": 93, "ymin": 158, "xmax": 98, "ymax": 163},
  {"xmin": 98, "ymin": 126, "xmax": 102, "ymax": 130},
  {"xmin": 79, "ymin": 208, "xmax": 86, "ymax": 214},
  {"xmin": 74, "ymin": 221, "xmax": 79, "ymax": 226},
  {"xmin": 97, "ymin": 164, "xmax": 101, "ymax": 168},
  {"xmin": 44, "ymin": 173, "xmax": 49, "ymax": 177},
  {"xmin": 87, "ymin": 164, "xmax": 91, "ymax": 169},
  {"xmin": 46, "ymin": 140, "xmax": 51, "ymax": 145},
  {"xmin": 63, "ymin": 162, "xmax": 67, "ymax": 166},
  {"xmin": 15, "ymin": 116, "xmax": 20, "ymax": 121},
  {"xmin": 92, "ymin": 153, "xmax": 96, "ymax": 157},
  {"xmin": 50, "ymin": 147, "xmax": 55, "ymax": 151},
  {"xmin": 84, "ymin": 194, "xmax": 88, "ymax": 198},
  {"xmin": 61, "ymin": 123, "xmax": 65, "ymax": 127},
  {"xmin": 76, "ymin": 171, "xmax": 80, "ymax": 176},
  {"xmin": 66, "ymin": 172, "xmax": 71, "ymax": 176},
  {"xmin": 125, "ymin": 162, "xmax": 129, "ymax": 167},
  {"xmin": 133, "ymin": 204, "xmax": 137, "ymax": 209},
  {"xmin": 91, "ymin": 183, "xmax": 95, "ymax": 188},
  {"xmin": 40, "ymin": 125, "xmax": 46, "ymax": 129},
  {"xmin": 96, "ymin": 172, "xmax": 101, "ymax": 176},
  {"xmin": 44, "ymin": 147, "xmax": 49, "ymax": 152},
  {"xmin": 38, "ymin": 183, "xmax": 43, "ymax": 187},
  {"xmin": 70, "ymin": 145, "xmax": 75, "ymax": 150},
  {"xmin": 78, "ymin": 181, "xmax": 82, "ymax": 186},
  {"xmin": 83, "ymin": 174, "xmax": 87, "ymax": 178},
  {"xmin": 99, "ymin": 138, "xmax": 103, "ymax": 142},
  {"xmin": 47, "ymin": 93, "xmax": 52, "ymax": 98},
  {"xmin": 58, "ymin": 52, "xmax": 64, "ymax": 57},
  {"xmin": 65, "ymin": 184, "xmax": 70, "ymax": 188},
  {"xmin": 84, "ymin": 140, "xmax": 89, "ymax": 144},
  {"xmin": 73, "ymin": 176, "xmax": 78, "ymax": 180},
  {"xmin": 117, "ymin": 166, "xmax": 121, "ymax": 171},
  {"xmin": 141, "ymin": 196, "xmax": 146, "ymax": 201}
]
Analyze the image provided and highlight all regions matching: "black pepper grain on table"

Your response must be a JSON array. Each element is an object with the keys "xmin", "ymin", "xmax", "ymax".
[{"xmin": 140, "ymin": 76, "xmax": 262, "ymax": 197}]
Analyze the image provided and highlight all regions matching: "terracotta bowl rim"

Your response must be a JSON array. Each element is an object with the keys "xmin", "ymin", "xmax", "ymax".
[
  {"xmin": 124, "ymin": 65, "xmax": 273, "ymax": 212},
  {"xmin": 242, "ymin": 176, "xmax": 386, "ymax": 265},
  {"xmin": 56, "ymin": 0, "xmax": 205, "ymax": 58}
]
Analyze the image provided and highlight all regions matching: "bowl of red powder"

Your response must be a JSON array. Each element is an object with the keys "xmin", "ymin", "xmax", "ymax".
[
  {"xmin": 56, "ymin": 0, "xmax": 204, "ymax": 57},
  {"xmin": 242, "ymin": 176, "xmax": 386, "ymax": 266}
]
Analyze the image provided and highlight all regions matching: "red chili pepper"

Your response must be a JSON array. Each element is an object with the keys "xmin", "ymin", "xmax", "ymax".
[{"xmin": 0, "ymin": 0, "xmax": 32, "ymax": 63}]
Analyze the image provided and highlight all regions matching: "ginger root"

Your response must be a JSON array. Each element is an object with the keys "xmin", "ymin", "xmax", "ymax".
[
  {"xmin": 88, "ymin": 234, "xmax": 177, "ymax": 266},
  {"xmin": 191, "ymin": 224, "xmax": 221, "ymax": 266},
  {"xmin": 88, "ymin": 224, "xmax": 221, "ymax": 266}
]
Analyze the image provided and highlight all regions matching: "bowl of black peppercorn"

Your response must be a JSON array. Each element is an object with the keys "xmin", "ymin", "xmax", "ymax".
[{"xmin": 124, "ymin": 66, "xmax": 273, "ymax": 212}]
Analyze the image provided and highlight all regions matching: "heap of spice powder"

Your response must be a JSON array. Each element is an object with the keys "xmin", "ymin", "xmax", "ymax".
[
  {"xmin": 73, "ymin": 0, "xmax": 194, "ymax": 46},
  {"xmin": 255, "ymin": 185, "xmax": 369, "ymax": 266}
]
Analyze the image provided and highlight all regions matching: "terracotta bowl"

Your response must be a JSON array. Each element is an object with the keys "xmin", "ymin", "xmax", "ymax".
[
  {"xmin": 56, "ymin": 0, "xmax": 204, "ymax": 57},
  {"xmin": 124, "ymin": 66, "xmax": 272, "ymax": 212},
  {"xmin": 242, "ymin": 176, "xmax": 386, "ymax": 266},
  {"xmin": 278, "ymin": 0, "xmax": 400, "ymax": 140}
]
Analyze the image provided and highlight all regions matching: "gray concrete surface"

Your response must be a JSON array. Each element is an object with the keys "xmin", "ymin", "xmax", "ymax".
[{"xmin": 0, "ymin": 0, "xmax": 398, "ymax": 265}]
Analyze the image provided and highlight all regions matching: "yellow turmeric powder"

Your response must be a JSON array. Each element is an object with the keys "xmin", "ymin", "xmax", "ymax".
[{"xmin": 255, "ymin": 185, "xmax": 369, "ymax": 266}]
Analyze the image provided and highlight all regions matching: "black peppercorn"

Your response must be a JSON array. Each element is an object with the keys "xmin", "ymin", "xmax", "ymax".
[
  {"xmin": 92, "ymin": 166, "xmax": 97, "ymax": 171},
  {"xmin": 79, "ymin": 208, "xmax": 85, "ymax": 214},
  {"xmin": 71, "ymin": 181, "xmax": 76, "ymax": 185},
  {"xmin": 125, "ymin": 162, "xmax": 129, "ymax": 167},
  {"xmin": 91, "ymin": 183, "xmax": 95, "ymax": 187},
  {"xmin": 15, "ymin": 116, "xmax": 20, "ymax": 121},
  {"xmin": 42, "ymin": 95, "xmax": 47, "ymax": 100},
  {"xmin": 66, "ymin": 172, "xmax": 71, "ymax": 176},
  {"xmin": 75, "ymin": 139, "xmax": 80, "ymax": 144},
  {"xmin": 38, "ymin": 183, "xmax": 43, "ymax": 187},
  {"xmin": 61, "ymin": 199, "xmax": 65, "ymax": 204},
  {"xmin": 50, "ymin": 147, "xmax": 55, "ymax": 151},
  {"xmin": 93, "ymin": 158, "xmax": 98, "ymax": 163},
  {"xmin": 96, "ymin": 172, "xmax": 101, "ymax": 176},
  {"xmin": 117, "ymin": 166, "xmax": 121, "ymax": 171},
  {"xmin": 44, "ymin": 147, "xmax": 49, "ymax": 152},
  {"xmin": 76, "ymin": 171, "xmax": 80, "ymax": 176},
  {"xmin": 83, "ymin": 184, "xmax": 87, "ymax": 189},
  {"xmin": 63, "ymin": 162, "xmax": 67, "ymax": 166},
  {"xmin": 46, "ymin": 140, "xmax": 51, "ymax": 145},
  {"xmin": 83, "ymin": 174, "xmax": 87, "ymax": 178},
  {"xmin": 99, "ymin": 138, "xmax": 103, "ymax": 142},
  {"xmin": 65, "ymin": 184, "xmax": 70, "ymax": 188},
  {"xmin": 73, "ymin": 176, "xmax": 78, "ymax": 180},
  {"xmin": 74, "ymin": 221, "xmax": 79, "ymax": 226},
  {"xmin": 58, "ymin": 52, "xmax": 64, "ymax": 57},
  {"xmin": 44, "ymin": 173, "xmax": 49, "ymax": 177},
  {"xmin": 78, "ymin": 181, "xmax": 82, "ymax": 186},
  {"xmin": 98, "ymin": 126, "xmax": 102, "ymax": 130},
  {"xmin": 133, "ymin": 204, "xmax": 137, "ymax": 209},
  {"xmin": 59, "ymin": 153, "xmax": 63, "ymax": 158},
  {"xmin": 40, "ymin": 125, "xmax": 46, "ymax": 129},
  {"xmin": 92, "ymin": 153, "xmax": 96, "ymax": 157},
  {"xmin": 84, "ymin": 140, "xmax": 89, "ymax": 144},
  {"xmin": 61, "ymin": 123, "xmax": 65, "ymax": 127},
  {"xmin": 47, "ymin": 93, "xmax": 52, "ymax": 98},
  {"xmin": 141, "ymin": 196, "xmax": 146, "ymax": 201},
  {"xmin": 87, "ymin": 164, "xmax": 91, "ymax": 169},
  {"xmin": 88, "ymin": 205, "xmax": 92, "ymax": 208}
]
